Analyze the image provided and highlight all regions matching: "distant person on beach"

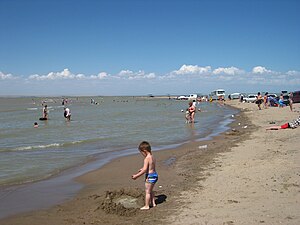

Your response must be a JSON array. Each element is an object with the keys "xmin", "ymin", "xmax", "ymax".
[
  {"xmin": 289, "ymin": 92, "xmax": 293, "ymax": 111},
  {"xmin": 188, "ymin": 101, "xmax": 196, "ymax": 123},
  {"xmin": 132, "ymin": 141, "xmax": 158, "ymax": 210},
  {"xmin": 240, "ymin": 94, "xmax": 244, "ymax": 103},
  {"xmin": 33, "ymin": 122, "xmax": 38, "ymax": 128},
  {"xmin": 263, "ymin": 92, "xmax": 269, "ymax": 109},
  {"xmin": 278, "ymin": 94, "xmax": 285, "ymax": 108},
  {"xmin": 256, "ymin": 92, "xmax": 263, "ymax": 110},
  {"xmin": 64, "ymin": 107, "xmax": 71, "ymax": 121},
  {"xmin": 266, "ymin": 115, "xmax": 300, "ymax": 130},
  {"xmin": 42, "ymin": 105, "xmax": 48, "ymax": 119}
]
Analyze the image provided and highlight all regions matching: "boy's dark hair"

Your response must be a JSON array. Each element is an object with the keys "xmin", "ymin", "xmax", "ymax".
[{"xmin": 138, "ymin": 141, "xmax": 151, "ymax": 153}]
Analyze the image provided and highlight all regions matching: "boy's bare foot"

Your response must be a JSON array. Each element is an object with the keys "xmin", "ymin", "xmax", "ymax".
[
  {"xmin": 140, "ymin": 206, "xmax": 150, "ymax": 210},
  {"xmin": 151, "ymin": 203, "xmax": 156, "ymax": 207}
]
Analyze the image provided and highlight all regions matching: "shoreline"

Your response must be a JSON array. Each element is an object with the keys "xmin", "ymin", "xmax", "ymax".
[
  {"xmin": 0, "ymin": 101, "xmax": 251, "ymax": 224},
  {"xmin": 2, "ymin": 101, "xmax": 298, "ymax": 224},
  {"xmin": 0, "ymin": 101, "xmax": 236, "ymax": 219}
]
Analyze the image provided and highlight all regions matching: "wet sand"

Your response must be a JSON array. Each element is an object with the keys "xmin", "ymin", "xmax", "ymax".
[{"xmin": 1, "ymin": 101, "xmax": 299, "ymax": 225}]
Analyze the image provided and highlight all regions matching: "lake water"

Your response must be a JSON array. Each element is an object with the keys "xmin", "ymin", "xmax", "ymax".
[{"xmin": 0, "ymin": 96, "xmax": 238, "ymax": 186}]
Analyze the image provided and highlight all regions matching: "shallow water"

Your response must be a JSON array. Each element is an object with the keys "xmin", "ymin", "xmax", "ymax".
[{"xmin": 0, "ymin": 96, "xmax": 237, "ymax": 186}]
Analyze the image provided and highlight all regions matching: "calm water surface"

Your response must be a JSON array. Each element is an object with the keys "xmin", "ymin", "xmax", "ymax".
[{"xmin": 0, "ymin": 96, "xmax": 237, "ymax": 186}]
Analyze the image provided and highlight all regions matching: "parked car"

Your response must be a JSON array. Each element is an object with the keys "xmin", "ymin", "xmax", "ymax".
[
  {"xmin": 268, "ymin": 93, "xmax": 278, "ymax": 98},
  {"xmin": 292, "ymin": 91, "xmax": 300, "ymax": 103},
  {"xmin": 176, "ymin": 95, "xmax": 188, "ymax": 100},
  {"xmin": 244, "ymin": 94, "xmax": 258, "ymax": 103},
  {"xmin": 229, "ymin": 93, "xmax": 241, "ymax": 100},
  {"xmin": 187, "ymin": 94, "xmax": 198, "ymax": 101}
]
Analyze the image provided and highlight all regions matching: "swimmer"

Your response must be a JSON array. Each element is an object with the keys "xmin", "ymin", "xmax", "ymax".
[
  {"xmin": 33, "ymin": 122, "xmax": 38, "ymax": 128},
  {"xmin": 188, "ymin": 101, "xmax": 196, "ymax": 123},
  {"xmin": 42, "ymin": 105, "xmax": 48, "ymax": 119},
  {"xmin": 64, "ymin": 107, "xmax": 71, "ymax": 121},
  {"xmin": 185, "ymin": 108, "xmax": 191, "ymax": 123}
]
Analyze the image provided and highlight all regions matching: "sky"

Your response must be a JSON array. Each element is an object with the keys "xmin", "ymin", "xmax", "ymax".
[{"xmin": 0, "ymin": 0, "xmax": 299, "ymax": 96}]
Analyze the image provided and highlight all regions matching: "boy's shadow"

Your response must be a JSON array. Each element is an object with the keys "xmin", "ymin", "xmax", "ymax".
[{"xmin": 155, "ymin": 194, "xmax": 167, "ymax": 205}]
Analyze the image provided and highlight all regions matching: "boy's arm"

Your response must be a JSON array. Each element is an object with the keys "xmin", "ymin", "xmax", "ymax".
[{"xmin": 132, "ymin": 158, "xmax": 149, "ymax": 180}]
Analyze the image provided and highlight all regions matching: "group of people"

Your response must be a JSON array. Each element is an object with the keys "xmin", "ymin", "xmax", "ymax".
[
  {"xmin": 35, "ymin": 105, "xmax": 71, "ymax": 127},
  {"xmin": 256, "ymin": 92, "xmax": 293, "ymax": 111}
]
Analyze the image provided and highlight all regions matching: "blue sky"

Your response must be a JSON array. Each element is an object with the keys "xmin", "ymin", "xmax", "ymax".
[{"xmin": 1, "ymin": 0, "xmax": 299, "ymax": 96}]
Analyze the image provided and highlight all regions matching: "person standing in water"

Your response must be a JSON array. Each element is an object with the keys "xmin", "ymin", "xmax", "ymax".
[
  {"xmin": 42, "ymin": 105, "xmax": 48, "ymax": 119},
  {"xmin": 188, "ymin": 101, "xmax": 196, "ymax": 123},
  {"xmin": 64, "ymin": 107, "xmax": 71, "ymax": 121}
]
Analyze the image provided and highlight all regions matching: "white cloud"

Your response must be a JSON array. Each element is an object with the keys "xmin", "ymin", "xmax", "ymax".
[
  {"xmin": 118, "ymin": 70, "xmax": 156, "ymax": 80},
  {"xmin": 118, "ymin": 70, "xmax": 134, "ymax": 77},
  {"xmin": 252, "ymin": 66, "xmax": 272, "ymax": 74},
  {"xmin": 27, "ymin": 68, "xmax": 156, "ymax": 81},
  {"xmin": 90, "ymin": 72, "xmax": 108, "ymax": 79},
  {"xmin": 213, "ymin": 67, "xmax": 244, "ymax": 75},
  {"xmin": 29, "ymin": 68, "xmax": 76, "ymax": 80},
  {"xmin": 172, "ymin": 65, "xmax": 211, "ymax": 75},
  {"xmin": 2, "ymin": 65, "xmax": 300, "ymax": 96},
  {"xmin": 0, "ymin": 71, "xmax": 16, "ymax": 80},
  {"xmin": 286, "ymin": 70, "xmax": 300, "ymax": 76}
]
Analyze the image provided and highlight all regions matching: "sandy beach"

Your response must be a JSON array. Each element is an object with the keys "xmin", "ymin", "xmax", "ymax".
[{"xmin": 1, "ymin": 101, "xmax": 299, "ymax": 225}]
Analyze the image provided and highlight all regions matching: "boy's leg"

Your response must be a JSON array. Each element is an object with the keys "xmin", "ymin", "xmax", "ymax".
[
  {"xmin": 141, "ymin": 182, "xmax": 154, "ymax": 210},
  {"xmin": 266, "ymin": 126, "xmax": 281, "ymax": 130},
  {"xmin": 150, "ymin": 187, "xmax": 156, "ymax": 207}
]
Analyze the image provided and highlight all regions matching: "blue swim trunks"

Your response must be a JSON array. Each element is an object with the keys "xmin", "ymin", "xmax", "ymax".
[{"xmin": 145, "ymin": 172, "xmax": 158, "ymax": 184}]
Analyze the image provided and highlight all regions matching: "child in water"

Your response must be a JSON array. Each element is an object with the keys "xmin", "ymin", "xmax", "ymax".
[
  {"xmin": 185, "ymin": 108, "xmax": 191, "ymax": 123},
  {"xmin": 132, "ymin": 141, "xmax": 158, "ymax": 210}
]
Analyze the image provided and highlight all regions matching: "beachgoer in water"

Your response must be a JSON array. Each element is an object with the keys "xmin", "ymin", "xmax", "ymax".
[
  {"xmin": 256, "ymin": 92, "xmax": 263, "ymax": 110},
  {"xmin": 132, "ymin": 141, "xmax": 158, "ymax": 210},
  {"xmin": 64, "ymin": 107, "xmax": 71, "ymax": 121},
  {"xmin": 185, "ymin": 108, "xmax": 191, "ymax": 123},
  {"xmin": 42, "ymin": 105, "xmax": 48, "ymax": 119},
  {"xmin": 266, "ymin": 115, "xmax": 300, "ymax": 130},
  {"xmin": 188, "ymin": 101, "xmax": 196, "ymax": 123},
  {"xmin": 33, "ymin": 122, "xmax": 39, "ymax": 128}
]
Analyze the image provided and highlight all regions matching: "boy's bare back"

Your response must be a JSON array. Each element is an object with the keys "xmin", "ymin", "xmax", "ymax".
[{"xmin": 145, "ymin": 154, "xmax": 156, "ymax": 174}]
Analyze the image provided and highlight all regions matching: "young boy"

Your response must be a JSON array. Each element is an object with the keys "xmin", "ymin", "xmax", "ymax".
[
  {"xmin": 185, "ymin": 108, "xmax": 191, "ymax": 123},
  {"xmin": 132, "ymin": 141, "xmax": 158, "ymax": 210}
]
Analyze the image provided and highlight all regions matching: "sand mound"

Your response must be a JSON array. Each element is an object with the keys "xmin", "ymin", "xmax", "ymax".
[{"xmin": 97, "ymin": 188, "xmax": 144, "ymax": 216}]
